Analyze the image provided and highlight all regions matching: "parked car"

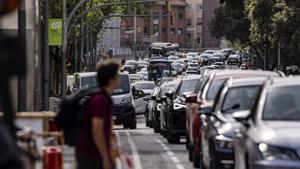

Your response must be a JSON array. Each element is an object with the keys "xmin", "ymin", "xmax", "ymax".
[
  {"xmin": 213, "ymin": 62, "xmax": 225, "ymax": 69},
  {"xmin": 152, "ymin": 81, "xmax": 178, "ymax": 133},
  {"xmin": 209, "ymin": 54, "xmax": 223, "ymax": 64},
  {"xmin": 227, "ymin": 54, "xmax": 241, "ymax": 65},
  {"xmin": 200, "ymin": 54, "xmax": 212, "ymax": 66},
  {"xmin": 161, "ymin": 76, "xmax": 199, "ymax": 143},
  {"xmin": 199, "ymin": 77, "xmax": 269, "ymax": 169},
  {"xmin": 145, "ymin": 86, "xmax": 160, "ymax": 127},
  {"xmin": 172, "ymin": 62, "xmax": 184, "ymax": 75},
  {"xmin": 233, "ymin": 76, "xmax": 300, "ymax": 169},
  {"xmin": 186, "ymin": 67, "xmax": 201, "ymax": 75},
  {"xmin": 189, "ymin": 70, "xmax": 284, "ymax": 168},
  {"xmin": 133, "ymin": 81, "xmax": 155, "ymax": 95},
  {"xmin": 240, "ymin": 62, "xmax": 252, "ymax": 70},
  {"xmin": 73, "ymin": 72, "xmax": 97, "ymax": 90},
  {"xmin": 124, "ymin": 60, "xmax": 139, "ymax": 74}
]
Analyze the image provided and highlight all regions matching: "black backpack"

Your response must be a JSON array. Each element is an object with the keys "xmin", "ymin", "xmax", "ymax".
[{"xmin": 54, "ymin": 88, "xmax": 98, "ymax": 146}]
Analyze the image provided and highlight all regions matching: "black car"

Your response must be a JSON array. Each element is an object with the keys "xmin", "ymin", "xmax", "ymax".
[
  {"xmin": 151, "ymin": 81, "xmax": 177, "ymax": 133},
  {"xmin": 161, "ymin": 77, "xmax": 199, "ymax": 143},
  {"xmin": 199, "ymin": 77, "xmax": 268, "ymax": 169}
]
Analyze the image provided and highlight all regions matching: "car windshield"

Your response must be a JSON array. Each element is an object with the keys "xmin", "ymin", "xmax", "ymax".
[
  {"xmin": 135, "ymin": 82, "xmax": 155, "ymax": 90},
  {"xmin": 178, "ymin": 79, "xmax": 198, "ymax": 97},
  {"xmin": 206, "ymin": 79, "xmax": 226, "ymax": 100},
  {"xmin": 160, "ymin": 85, "xmax": 175, "ymax": 97},
  {"xmin": 113, "ymin": 75, "xmax": 130, "ymax": 95},
  {"xmin": 263, "ymin": 86, "xmax": 300, "ymax": 121},
  {"xmin": 81, "ymin": 76, "xmax": 97, "ymax": 89},
  {"xmin": 222, "ymin": 86, "xmax": 261, "ymax": 114},
  {"xmin": 126, "ymin": 62, "xmax": 137, "ymax": 66}
]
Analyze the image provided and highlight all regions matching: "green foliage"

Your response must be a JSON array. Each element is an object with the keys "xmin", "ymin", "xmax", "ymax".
[{"xmin": 211, "ymin": 0, "xmax": 300, "ymax": 67}]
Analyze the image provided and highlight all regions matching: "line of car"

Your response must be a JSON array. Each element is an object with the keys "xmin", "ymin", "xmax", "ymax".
[{"xmin": 144, "ymin": 68, "xmax": 300, "ymax": 169}]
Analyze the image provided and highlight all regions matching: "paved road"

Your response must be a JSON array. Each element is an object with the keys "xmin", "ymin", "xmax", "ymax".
[{"xmin": 114, "ymin": 118, "xmax": 193, "ymax": 169}]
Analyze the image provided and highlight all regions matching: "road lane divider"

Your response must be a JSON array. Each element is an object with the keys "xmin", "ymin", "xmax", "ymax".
[{"xmin": 126, "ymin": 131, "xmax": 143, "ymax": 169}]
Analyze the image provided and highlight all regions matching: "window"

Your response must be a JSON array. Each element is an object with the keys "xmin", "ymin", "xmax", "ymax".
[
  {"xmin": 179, "ymin": 13, "xmax": 184, "ymax": 20},
  {"xmin": 144, "ymin": 26, "xmax": 148, "ymax": 33},
  {"xmin": 170, "ymin": 28, "xmax": 176, "ymax": 34},
  {"xmin": 187, "ymin": 19, "xmax": 192, "ymax": 26},
  {"xmin": 186, "ymin": 4, "xmax": 192, "ymax": 11},
  {"xmin": 170, "ymin": 13, "xmax": 175, "ymax": 25},
  {"xmin": 197, "ymin": 4, "xmax": 202, "ymax": 10},
  {"xmin": 197, "ymin": 18, "xmax": 202, "ymax": 25},
  {"xmin": 187, "ymin": 33, "xmax": 191, "ymax": 39},
  {"xmin": 178, "ymin": 28, "xmax": 183, "ymax": 35},
  {"xmin": 162, "ymin": 27, "xmax": 166, "ymax": 33}
]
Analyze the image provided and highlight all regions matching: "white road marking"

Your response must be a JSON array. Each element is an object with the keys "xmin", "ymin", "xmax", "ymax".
[
  {"xmin": 166, "ymin": 151, "xmax": 175, "ymax": 156},
  {"xmin": 176, "ymin": 164, "xmax": 185, "ymax": 169},
  {"xmin": 115, "ymin": 132, "xmax": 122, "ymax": 169},
  {"xmin": 126, "ymin": 131, "xmax": 143, "ymax": 169},
  {"xmin": 171, "ymin": 156, "xmax": 180, "ymax": 164}
]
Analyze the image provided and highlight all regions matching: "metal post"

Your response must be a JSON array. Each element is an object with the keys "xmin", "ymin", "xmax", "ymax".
[
  {"xmin": 18, "ymin": 0, "xmax": 27, "ymax": 111},
  {"xmin": 86, "ymin": 26, "xmax": 89, "ymax": 70},
  {"xmin": 80, "ymin": 9, "xmax": 84, "ymax": 71},
  {"xmin": 74, "ymin": 32, "xmax": 78, "ymax": 72},
  {"xmin": 278, "ymin": 42, "xmax": 281, "ymax": 69},
  {"xmin": 61, "ymin": 0, "xmax": 67, "ymax": 98},
  {"xmin": 43, "ymin": 0, "xmax": 50, "ymax": 110},
  {"xmin": 133, "ymin": 8, "xmax": 137, "ymax": 59}
]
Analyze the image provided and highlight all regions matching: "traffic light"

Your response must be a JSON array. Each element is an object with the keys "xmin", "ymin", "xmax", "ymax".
[{"xmin": 0, "ymin": 0, "xmax": 20, "ymax": 16}]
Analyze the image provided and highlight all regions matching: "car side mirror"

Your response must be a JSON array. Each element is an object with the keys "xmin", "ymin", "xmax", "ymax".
[
  {"xmin": 133, "ymin": 89, "xmax": 145, "ymax": 100},
  {"xmin": 233, "ymin": 110, "xmax": 251, "ymax": 123}
]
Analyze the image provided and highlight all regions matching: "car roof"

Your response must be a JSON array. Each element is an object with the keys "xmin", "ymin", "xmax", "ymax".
[
  {"xmin": 134, "ymin": 81, "xmax": 155, "ymax": 84},
  {"xmin": 267, "ymin": 76, "xmax": 300, "ymax": 87},
  {"xmin": 228, "ymin": 77, "xmax": 271, "ymax": 87},
  {"xmin": 76, "ymin": 72, "xmax": 97, "ymax": 77},
  {"xmin": 212, "ymin": 70, "xmax": 281, "ymax": 79},
  {"xmin": 183, "ymin": 75, "xmax": 201, "ymax": 80}
]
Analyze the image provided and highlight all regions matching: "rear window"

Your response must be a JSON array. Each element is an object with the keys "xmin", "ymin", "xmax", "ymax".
[
  {"xmin": 135, "ymin": 83, "xmax": 155, "ymax": 90},
  {"xmin": 178, "ymin": 79, "xmax": 198, "ymax": 97},
  {"xmin": 206, "ymin": 79, "xmax": 226, "ymax": 100}
]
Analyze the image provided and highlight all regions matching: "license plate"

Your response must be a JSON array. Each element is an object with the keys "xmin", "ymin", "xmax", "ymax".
[{"xmin": 113, "ymin": 116, "xmax": 117, "ymax": 120}]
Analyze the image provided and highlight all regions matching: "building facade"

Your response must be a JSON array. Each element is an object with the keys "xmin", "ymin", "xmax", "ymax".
[
  {"xmin": 121, "ymin": 0, "xmax": 187, "ymax": 51},
  {"xmin": 202, "ymin": 0, "xmax": 220, "ymax": 49},
  {"xmin": 185, "ymin": 0, "xmax": 203, "ymax": 49}
]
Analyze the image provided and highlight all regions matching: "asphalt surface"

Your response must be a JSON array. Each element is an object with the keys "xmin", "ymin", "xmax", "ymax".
[{"xmin": 114, "ymin": 117, "xmax": 193, "ymax": 169}]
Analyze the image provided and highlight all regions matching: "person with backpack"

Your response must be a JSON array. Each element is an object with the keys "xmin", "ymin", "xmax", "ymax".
[{"xmin": 75, "ymin": 60, "xmax": 120, "ymax": 169}]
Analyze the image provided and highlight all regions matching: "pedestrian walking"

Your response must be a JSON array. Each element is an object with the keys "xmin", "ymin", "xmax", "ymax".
[{"xmin": 75, "ymin": 60, "xmax": 120, "ymax": 169}]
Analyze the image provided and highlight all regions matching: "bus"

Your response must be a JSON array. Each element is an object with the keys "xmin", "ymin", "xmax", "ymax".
[
  {"xmin": 148, "ymin": 58, "xmax": 173, "ymax": 83},
  {"xmin": 148, "ymin": 42, "xmax": 179, "ymax": 58}
]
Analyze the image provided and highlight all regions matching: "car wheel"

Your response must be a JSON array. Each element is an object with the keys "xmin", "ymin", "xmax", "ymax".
[
  {"xmin": 167, "ymin": 132, "xmax": 180, "ymax": 144},
  {"xmin": 129, "ymin": 120, "xmax": 137, "ymax": 129},
  {"xmin": 153, "ymin": 117, "xmax": 160, "ymax": 133}
]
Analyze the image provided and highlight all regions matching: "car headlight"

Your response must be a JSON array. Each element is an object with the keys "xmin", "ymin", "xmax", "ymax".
[
  {"xmin": 173, "ymin": 103, "xmax": 187, "ymax": 110},
  {"xmin": 258, "ymin": 143, "xmax": 299, "ymax": 161},
  {"xmin": 121, "ymin": 97, "xmax": 132, "ymax": 104},
  {"xmin": 214, "ymin": 135, "xmax": 233, "ymax": 150}
]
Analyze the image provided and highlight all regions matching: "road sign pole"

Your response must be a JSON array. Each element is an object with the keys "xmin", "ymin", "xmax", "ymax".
[
  {"xmin": 43, "ymin": 0, "xmax": 50, "ymax": 110},
  {"xmin": 61, "ymin": 0, "xmax": 67, "ymax": 98}
]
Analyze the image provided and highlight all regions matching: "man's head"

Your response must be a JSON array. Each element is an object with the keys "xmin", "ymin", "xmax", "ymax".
[{"xmin": 96, "ymin": 60, "xmax": 120, "ymax": 91}]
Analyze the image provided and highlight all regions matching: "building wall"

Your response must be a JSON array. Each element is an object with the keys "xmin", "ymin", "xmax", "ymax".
[
  {"xmin": 121, "ymin": 0, "xmax": 187, "ymax": 50},
  {"xmin": 202, "ymin": 0, "xmax": 220, "ymax": 49},
  {"xmin": 185, "ymin": 0, "xmax": 203, "ymax": 48}
]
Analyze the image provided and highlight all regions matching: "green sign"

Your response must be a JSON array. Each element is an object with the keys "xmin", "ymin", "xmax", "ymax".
[{"xmin": 49, "ymin": 19, "xmax": 62, "ymax": 46}]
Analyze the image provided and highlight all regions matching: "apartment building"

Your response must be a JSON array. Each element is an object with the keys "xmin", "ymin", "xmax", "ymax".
[
  {"xmin": 121, "ymin": 0, "xmax": 187, "ymax": 51},
  {"xmin": 185, "ymin": 0, "xmax": 203, "ymax": 48}
]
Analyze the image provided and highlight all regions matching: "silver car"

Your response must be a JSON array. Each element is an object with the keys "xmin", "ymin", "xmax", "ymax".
[{"xmin": 233, "ymin": 76, "xmax": 300, "ymax": 169}]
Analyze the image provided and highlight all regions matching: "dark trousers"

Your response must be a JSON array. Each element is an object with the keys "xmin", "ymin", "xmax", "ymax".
[{"xmin": 76, "ymin": 155, "xmax": 103, "ymax": 169}]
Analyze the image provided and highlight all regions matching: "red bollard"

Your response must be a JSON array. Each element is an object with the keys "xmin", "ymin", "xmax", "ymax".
[{"xmin": 43, "ymin": 147, "xmax": 63, "ymax": 169}]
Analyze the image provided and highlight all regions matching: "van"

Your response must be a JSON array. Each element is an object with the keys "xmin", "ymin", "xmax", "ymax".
[
  {"xmin": 73, "ymin": 72, "xmax": 97, "ymax": 90},
  {"xmin": 112, "ymin": 73, "xmax": 137, "ymax": 129}
]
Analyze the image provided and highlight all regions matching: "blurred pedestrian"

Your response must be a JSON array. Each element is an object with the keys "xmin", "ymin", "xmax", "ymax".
[{"xmin": 76, "ymin": 60, "xmax": 120, "ymax": 169}]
